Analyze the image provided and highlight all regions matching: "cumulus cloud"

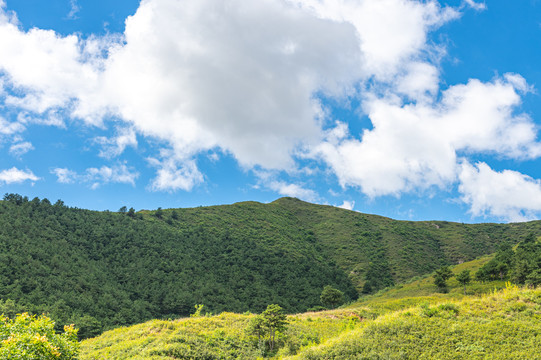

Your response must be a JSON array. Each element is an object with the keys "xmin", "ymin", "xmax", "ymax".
[
  {"xmin": 268, "ymin": 180, "xmax": 318, "ymax": 202},
  {"xmin": 148, "ymin": 155, "xmax": 203, "ymax": 192},
  {"xmin": 0, "ymin": 117, "xmax": 24, "ymax": 135},
  {"xmin": 0, "ymin": 0, "xmax": 458, "ymax": 178},
  {"xmin": 459, "ymin": 161, "xmax": 541, "ymax": 222},
  {"xmin": 0, "ymin": 0, "xmax": 540, "ymax": 220},
  {"xmin": 293, "ymin": 0, "xmax": 458, "ymax": 80},
  {"xmin": 317, "ymin": 74, "xmax": 539, "ymax": 198},
  {"xmin": 52, "ymin": 164, "xmax": 139, "ymax": 189},
  {"xmin": 52, "ymin": 168, "xmax": 77, "ymax": 184},
  {"xmin": 0, "ymin": 167, "xmax": 39, "ymax": 184},
  {"xmin": 337, "ymin": 200, "xmax": 355, "ymax": 210}
]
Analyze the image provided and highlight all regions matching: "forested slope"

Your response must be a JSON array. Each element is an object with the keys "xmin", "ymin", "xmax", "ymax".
[{"xmin": 0, "ymin": 194, "xmax": 540, "ymax": 337}]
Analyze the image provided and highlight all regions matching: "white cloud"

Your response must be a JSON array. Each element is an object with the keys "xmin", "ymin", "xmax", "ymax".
[
  {"xmin": 52, "ymin": 168, "xmax": 77, "ymax": 184},
  {"xmin": 292, "ymin": 0, "xmax": 458, "ymax": 80},
  {"xmin": 67, "ymin": 0, "xmax": 80, "ymax": 20},
  {"xmin": 268, "ymin": 180, "xmax": 318, "ymax": 202},
  {"xmin": 0, "ymin": 167, "xmax": 39, "ymax": 184},
  {"xmin": 148, "ymin": 153, "xmax": 203, "ymax": 192},
  {"xmin": 459, "ymin": 161, "xmax": 541, "ymax": 222},
  {"xmin": 94, "ymin": 126, "xmax": 137, "ymax": 158},
  {"xmin": 0, "ymin": 0, "xmax": 460, "ymax": 180},
  {"xmin": 0, "ymin": 0, "xmax": 540, "ymax": 221},
  {"xmin": 337, "ymin": 200, "xmax": 355, "ymax": 210},
  {"xmin": 317, "ymin": 74, "xmax": 539, "ymax": 197},
  {"xmin": 0, "ymin": 116, "xmax": 24, "ymax": 135},
  {"xmin": 464, "ymin": 0, "xmax": 487, "ymax": 11},
  {"xmin": 9, "ymin": 141, "xmax": 33, "ymax": 157},
  {"xmin": 51, "ymin": 164, "xmax": 139, "ymax": 189}
]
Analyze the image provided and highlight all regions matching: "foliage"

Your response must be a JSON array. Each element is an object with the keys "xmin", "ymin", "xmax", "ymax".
[
  {"xmin": 320, "ymin": 286, "xmax": 344, "ymax": 309},
  {"xmin": 475, "ymin": 234, "xmax": 541, "ymax": 288},
  {"xmin": 79, "ymin": 282, "xmax": 541, "ymax": 360},
  {"xmin": 456, "ymin": 270, "xmax": 471, "ymax": 295},
  {"xmin": 190, "ymin": 304, "xmax": 205, "ymax": 318},
  {"xmin": 261, "ymin": 304, "xmax": 288, "ymax": 351},
  {"xmin": 433, "ymin": 266, "xmax": 453, "ymax": 293},
  {"xmin": 296, "ymin": 285, "xmax": 541, "ymax": 360},
  {"xmin": 1, "ymin": 194, "xmax": 540, "ymax": 339},
  {"xmin": 0, "ymin": 313, "xmax": 79, "ymax": 359},
  {"xmin": 0, "ymin": 194, "xmax": 357, "ymax": 335}
]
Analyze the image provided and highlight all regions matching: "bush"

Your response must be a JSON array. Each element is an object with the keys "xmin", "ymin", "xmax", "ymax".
[{"xmin": 0, "ymin": 313, "xmax": 79, "ymax": 359}]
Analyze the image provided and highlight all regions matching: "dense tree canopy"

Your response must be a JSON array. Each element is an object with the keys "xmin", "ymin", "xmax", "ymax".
[{"xmin": 0, "ymin": 194, "xmax": 356, "ymax": 337}]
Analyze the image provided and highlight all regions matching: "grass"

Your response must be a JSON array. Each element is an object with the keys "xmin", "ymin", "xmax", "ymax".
[
  {"xmin": 80, "ymin": 260, "xmax": 541, "ymax": 360},
  {"xmin": 292, "ymin": 284, "xmax": 541, "ymax": 359}
]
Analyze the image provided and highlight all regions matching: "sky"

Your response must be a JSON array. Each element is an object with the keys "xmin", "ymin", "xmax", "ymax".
[{"xmin": 0, "ymin": 0, "xmax": 540, "ymax": 223}]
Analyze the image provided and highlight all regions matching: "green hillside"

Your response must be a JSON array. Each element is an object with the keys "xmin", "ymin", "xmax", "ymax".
[
  {"xmin": 79, "ymin": 280, "xmax": 541, "ymax": 359},
  {"xmin": 1, "ymin": 193, "xmax": 540, "ymax": 337}
]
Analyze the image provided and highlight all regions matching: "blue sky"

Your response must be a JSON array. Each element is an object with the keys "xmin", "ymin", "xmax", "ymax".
[{"xmin": 0, "ymin": 0, "xmax": 540, "ymax": 223}]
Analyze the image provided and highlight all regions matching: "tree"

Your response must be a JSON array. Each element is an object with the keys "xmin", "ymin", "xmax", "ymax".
[
  {"xmin": 118, "ymin": 206, "xmax": 127, "ymax": 213},
  {"xmin": 456, "ymin": 270, "xmax": 471, "ymax": 295},
  {"xmin": 434, "ymin": 266, "xmax": 453, "ymax": 293},
  {"xmin": 526, "ymin": 269, "xmax": 541, "ymax": 287},
  {"xmin": 0, "ymin": 313, "xmax": 79, "ymax": 359},
  {"xmin": 249, "ymin": 304, "xmax": 288, "ymax": 352},
  {"xmin": 262, "ymin": 304, "xmax": 288, "ymax": 351},
  {"xmin": 72, "ymin": 314, "xmax": 102, "ymax": 340},
  {"xmin": 127, "ymin": 207, "xmax": 136, "ymax": 218},
  {"xmin": 320, "ymin": 285, "xmax": 344, "ymax": 309},
  {"xmin": 155, "ymin": 207, "xmax": 163, "ymax": 219},
  {"xmin": 247, "ymin": 315, "xmax": 265, "ymax": 351}
]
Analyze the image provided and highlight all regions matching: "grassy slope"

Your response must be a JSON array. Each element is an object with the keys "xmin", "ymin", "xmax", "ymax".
[
  {"xmin": 294, "ymin": 285, "xmax": 541, "ymax": 360},
  {"xmin": 80, "ymin": 256, "xmax": 541, "ymax": 359}
]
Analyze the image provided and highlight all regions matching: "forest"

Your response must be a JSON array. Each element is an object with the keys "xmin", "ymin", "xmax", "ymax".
[{"xmin": 0, "ymin": 193, "xmax": 540, "ymax": 343}]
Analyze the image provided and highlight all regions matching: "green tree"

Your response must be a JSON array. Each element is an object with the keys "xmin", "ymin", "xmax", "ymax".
[
  {"xmin": 0, "ymin": 299, "xmax": 25, "ymax": 319},
  {"xmin": 526, "ymin": 269, "xmax": 541, "ymax": 287},
  {"xmin": 249, "ymin": 304, "xmax": 288, "ymax": 352},
  {"xmin": 247, "ymin": 315, "xmax": 265, "ymax": 351},
  {"xmin": 72, "ymin": 314, "xmax": 102, "ymax": 340},
  {"xmin": 118, "ymin": 206, "xmax": 127, "ymax": 213},
  {"xmin": 320, "ymin": 285, "xmax": 344, "ymax": 309},
  {"xmin": 155, "ymin": 207, "xmax": 163, "ymax": 219},
  {"xmin": 127, "ymin": 207, "xmax": 135, "ymax": 218},
  {"xmin": 0, "ymin": 313, "xmax": 79, "ymax": 359},
  {"xmin": 434, "ymin": 266, "xmax": 453, "ymax": 293},
  {"xmin": 456, "ymin": 270, "xmax": 471, "ymax": 295}
]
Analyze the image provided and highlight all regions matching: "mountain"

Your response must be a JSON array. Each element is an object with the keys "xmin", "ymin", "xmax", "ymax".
[{"xmin": 0, "ymin": 193, "xmax": 540, "ymax": 336}]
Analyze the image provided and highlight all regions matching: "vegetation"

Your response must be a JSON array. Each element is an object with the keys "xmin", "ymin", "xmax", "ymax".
[
  {"xmin": 320, "ymin": 286, "xmax": 344, "ymax": 309},
  {"xmin": 433, "ymin": 266, "xmax": 453, "ymax": 293},
  {"xmin": 456, "ymin": 269, "xmax": 471, "ymax": 295},
  {"xmin": 248, "ymin": 304, "xmax": 288, "ymax": 353},
  {"xmin": 0, "ymin": 313, "xmax": 79, "ymax": 359},
  {"xmin": 0, "ymin": 194, "xmax": 356, "ymax": 336},
  {"xmin": 297, "ymin": 284, "xmax": 541, "ymax": 360},
  {"xmin": 476, "ymin": 233, "xmax": 541, "ymax": 287},
  {"xmin": 79, "ymin": 279, "xmax": 541, "ymax": 359},
  {"xmin": 1, "ymin": 193, "xmax": 541, "ymax": 341}
]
